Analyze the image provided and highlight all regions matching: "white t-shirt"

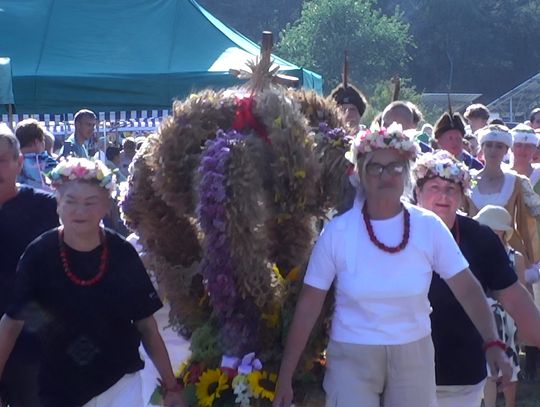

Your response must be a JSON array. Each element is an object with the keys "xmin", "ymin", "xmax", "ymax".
[{"xmin": 304, "ymin": 199, "xmax": 468, "ymax": 345}]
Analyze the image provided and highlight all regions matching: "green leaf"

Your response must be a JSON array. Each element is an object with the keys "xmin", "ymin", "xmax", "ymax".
[
  {"xmin": 184, "ymin": 385, "xmax": 198, "ymax": 406},
  {"xmin": 148, "ymin": 387, "xmax": 164, "ymax": 406}
]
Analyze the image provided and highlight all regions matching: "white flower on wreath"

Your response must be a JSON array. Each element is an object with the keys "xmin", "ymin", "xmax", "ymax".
[
  {"xmin": 232, "ymin": 374, "xmax": 252, "ymax": 407},
  {"xmin": 412, "ymin": 150, "xmax": 471, "ymax": 191}
]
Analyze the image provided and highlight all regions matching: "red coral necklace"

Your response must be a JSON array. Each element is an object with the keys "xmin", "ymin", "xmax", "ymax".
[
  {"xmin": 362, "ymin": 202, "xmax": 410, "ymax": 253},
  {"xmin": 59, "ymin": 227, "xmax": 109, "ymax": 286}
]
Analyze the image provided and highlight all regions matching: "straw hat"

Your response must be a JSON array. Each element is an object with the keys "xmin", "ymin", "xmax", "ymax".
[{"xmin": 473, "ymin": 205, "xmax": 513, "ymax": 240}]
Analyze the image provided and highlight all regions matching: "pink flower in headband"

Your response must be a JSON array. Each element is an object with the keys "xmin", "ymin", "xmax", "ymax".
[
  {"xmin": 345, "ymin": 122, "xmax": 419, "ymax": 168},
  {"xmin": 72, "ymin": 163, "xmax": 89, "ymax": 178},
  {"xmin": 49, "ymin": 157, "xmax": 117, "ymax": 196}
]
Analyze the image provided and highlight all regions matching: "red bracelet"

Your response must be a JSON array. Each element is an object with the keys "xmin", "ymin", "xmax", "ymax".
[
  {"xmin": 482, "ymin": 339, "xmax": 507, "ymax": 352},
  {"xmin": 163, "ymin": 383, "xmax": 183, "ymax": 393}
]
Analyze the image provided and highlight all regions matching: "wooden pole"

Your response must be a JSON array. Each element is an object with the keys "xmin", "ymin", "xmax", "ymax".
[
  {"xmin": 343, "ymin": 51, "xmax": 349, "ymax": 88},
  {"xmin": 261, "ymin": 31, "xmax": 273, "ymax": 54},
  {"xmin": 391, "ymin": 75, "xmax": 401, "ymax": 102}
]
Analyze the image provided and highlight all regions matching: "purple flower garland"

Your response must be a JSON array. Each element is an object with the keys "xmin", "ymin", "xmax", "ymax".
[{"xmin": 197, "ymin": 129, "xmax": 259, "ymax": 356}]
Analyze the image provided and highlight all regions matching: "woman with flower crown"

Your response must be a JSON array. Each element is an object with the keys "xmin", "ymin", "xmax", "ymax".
[
  {"xmin": 412, "ymin": 150, "xmax": 540, "ymax": 407},
  {"xmin": 0, "ymin": 157, "xmax": 185, "ymax": 407},
  {"xmin": 507, "ymin": 124, "xmax": 540, "ymax": 383},
  {"xmin": 464, "ymin": 124, "xmax": 540, "ymax": 267},
  {"xmin": 273, "ymin": 123, "xmax": 511, "ymax": 407},
  {"xmin": 464, "ymin": 124, "xmax": 540, "ymax": 384}
]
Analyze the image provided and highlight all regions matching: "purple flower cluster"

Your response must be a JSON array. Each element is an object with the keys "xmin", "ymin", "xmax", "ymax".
[
  {"xmin": 318, "ymin": 122, "xmax": 350, "ymax": 141},
  {"xmin": 197, "ymin": 129, "xmax": 258, "ymax": 355}
]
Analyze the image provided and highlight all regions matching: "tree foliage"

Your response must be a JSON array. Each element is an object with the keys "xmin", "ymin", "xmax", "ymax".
[
  {"xmin": 199, "ymin": 0, "xmax": 540, "ymax": 108},
  {"xmin": 401, "ymin": 0, "xmax": 540, "ymax": 100},
  {"xmin": 198, "ymin": 0, "xmax": 302, "ymax": 41},
  {"xmin": 362, "ymin": 78, "xmax": 422, "ymax": 125},
  {"xmin": 276, "ymin": 0, "xmax": 414, "ymax": 93}
]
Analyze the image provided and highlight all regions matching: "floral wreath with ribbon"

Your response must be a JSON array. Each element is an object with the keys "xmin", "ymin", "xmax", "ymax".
[
  {"xmin": 49, "ymin": 157, "xmax": 117, "ymax": 196},
  {"xmin": 412, "ymin": 150, "xmax": 471, "ymax": 192}
]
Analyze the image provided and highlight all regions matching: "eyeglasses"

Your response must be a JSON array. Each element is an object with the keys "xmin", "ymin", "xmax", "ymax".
[{"xmin": 365, "ymin": 162, "xmax": 406, "ymax": 177}]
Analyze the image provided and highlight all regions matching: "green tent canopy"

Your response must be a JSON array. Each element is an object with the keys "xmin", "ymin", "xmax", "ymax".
[
  {"xmin": 0, "ymin": 57, "xmax": 14, "ymax": 106},
  {"xmin": 0, "ymin": 0, "xmax": 322, "ymax": 115}
]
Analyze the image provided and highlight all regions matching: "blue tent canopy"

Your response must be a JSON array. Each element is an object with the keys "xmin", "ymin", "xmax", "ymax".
[{"xmin": 0, "ymin": 0, "xmax": 322, "ymax": 115}]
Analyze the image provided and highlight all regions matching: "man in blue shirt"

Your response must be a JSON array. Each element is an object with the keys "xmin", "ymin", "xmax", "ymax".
[{"xmin": 60, "ymin": 109, "xmax": 96, "ymax": 158}]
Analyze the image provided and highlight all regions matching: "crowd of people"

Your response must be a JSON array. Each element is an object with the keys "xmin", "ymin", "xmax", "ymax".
[
  {"xmin": 1, "ymin": 93, "xmax": 540, "ymax": 407},
  {"xmin": 274, "ymin": 89, "xmax": 540, "ymax": 407},
  {"xmin": 15, "ymin": 110, "xmax": 144, "ymax": 194}
]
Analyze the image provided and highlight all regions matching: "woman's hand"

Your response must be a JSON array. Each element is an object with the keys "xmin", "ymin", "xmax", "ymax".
[
  {"xmin": 135, "ymin": 316, "xmax": 186, "ymax": 407},
  {"xmin": 163, "ymin": 389, "xmax": 187, "ymax": 407},
  {"xmin": 272, "ymin": 379, "xmax": 294, "ymax": 407},
  {"xmin": 485, "ymin": 347, "xmax": 513, "ymax": 388},
  {"xmin": 272, "ymin": 285, "xmax": 327, "ymax": 407}
]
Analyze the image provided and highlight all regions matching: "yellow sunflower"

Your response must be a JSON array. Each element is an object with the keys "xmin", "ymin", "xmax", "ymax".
[
  {"xmin": 247, "ymin": 370, "xmax": 277, "ymax": 401},
  {"xmin": 195, "ymin": 368, "xmax": 230, "ymax": 407}
]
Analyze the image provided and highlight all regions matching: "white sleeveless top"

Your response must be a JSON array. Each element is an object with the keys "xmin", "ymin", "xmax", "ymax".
[{"xmin": 471, "ymin": 172, "xmax": 516, "ymax": 209}]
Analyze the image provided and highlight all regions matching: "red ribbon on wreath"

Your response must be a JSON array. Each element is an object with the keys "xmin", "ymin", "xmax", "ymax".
[{"xmin": 232, "ymin": 96, "xmax": 271, "ymax": 145}]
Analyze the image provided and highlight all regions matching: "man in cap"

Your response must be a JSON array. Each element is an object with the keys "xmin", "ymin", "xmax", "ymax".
[
  {"xmin": 330, "ymin": 83, "xmax": 367, "ymax": 131},
  {"xmin": 434, "ymin": 111, "xmax": 483, "ymax": 170}
]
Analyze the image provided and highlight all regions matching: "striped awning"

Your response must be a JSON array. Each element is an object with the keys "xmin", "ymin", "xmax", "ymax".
[{"xmin": 2, "ymin": 110, "xmax": 170, "ymax": 136}]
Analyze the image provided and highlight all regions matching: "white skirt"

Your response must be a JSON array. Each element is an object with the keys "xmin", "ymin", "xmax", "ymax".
[{"xmin": 82, "ymin": 372, "xmax": 144, "ymax": 407}]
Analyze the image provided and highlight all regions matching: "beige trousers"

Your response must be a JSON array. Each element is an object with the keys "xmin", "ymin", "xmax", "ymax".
[{"xmin": 323, "ymin": 336, "xmax": 437, "ymax": 407}]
